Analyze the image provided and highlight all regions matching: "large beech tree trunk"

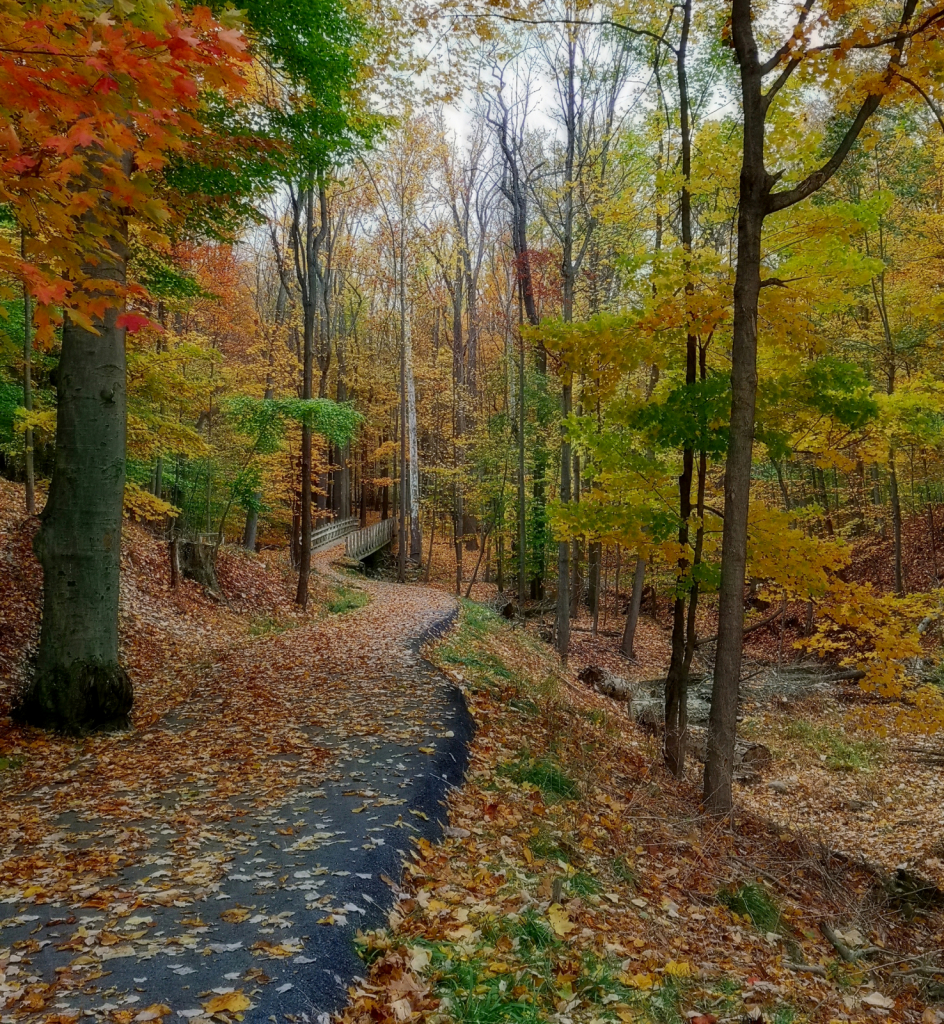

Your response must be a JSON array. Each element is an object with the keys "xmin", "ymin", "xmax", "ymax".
[{"xmin": 18, "ymin": 203, "xmax": 133, "ymax": 733}]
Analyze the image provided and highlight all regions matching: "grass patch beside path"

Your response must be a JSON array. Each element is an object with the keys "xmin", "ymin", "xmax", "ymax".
[
  {"xmin": 500, "ymin": 755, "xmax": 579, "ymax": 801},
  {"xmin": 247, "ymin": 582, "xmax": 369, "ymax": 633},
  {"xmin": 327, "ymin": 584, "xmax": 370, "ymax": 615}
]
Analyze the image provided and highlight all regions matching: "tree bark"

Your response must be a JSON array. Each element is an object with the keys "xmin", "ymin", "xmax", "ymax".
[
  {"xmin": 704, "ymin": 0, "xmax": 765, "ymax": 812},
  {"xmin": 889, "ymin": 452, "xmax": 905, "ymax": 594},
  {"xmin": 621, "ymin": 555, "xmax": 646, "ymax": 658},
  {"xmin": 406, "ymin": 325, "xmax": 422, "ymax": 560},
  {"xmin": 517, "ymin": 313, "xmax": 527, "ymax": 605},
  {"xmin": 490, "ymin": 84, "xmax": 546, "ymax": 599},
  {"xmin": 288, "ymin": 185, "xmax": 328, "ymax": 608},
  {"xmin": 587, "ymin": 540, "xmax": 601, "ymax": 627},
  {"xmin": 21, "ymin": 230, "xmax": 35, "ymax": 516},
  {"xmin": 243, "ymin": 507, "xmax": 259, "ymax": 551},
  {"xmin": 703, "ymin": 0, "xmax": 915, "ymax": 812},
  {"xmin": 664, "ymin": 0, "xmax": 695, "ymax": 779},
  {"xmin": 557, "ymin": 381, "xmax": 572, "ymax": 661},
  {"xmin": 19, "ymin": 163, "xmax": 133, "ymax": 733}
]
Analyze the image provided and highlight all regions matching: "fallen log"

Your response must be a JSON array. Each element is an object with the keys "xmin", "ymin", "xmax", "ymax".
[{"xmin": 577, "ymin": 665, "xmax": 635, "ymax": 700}]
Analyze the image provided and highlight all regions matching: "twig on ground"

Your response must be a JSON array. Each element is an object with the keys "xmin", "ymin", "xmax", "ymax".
[
  {"xmin": 821, "ymin": 923, "xmax": 886, "ymax": 963},
  {"xmin": 784, "ymin": 962, "xmax": 828, "ymax": 977}
]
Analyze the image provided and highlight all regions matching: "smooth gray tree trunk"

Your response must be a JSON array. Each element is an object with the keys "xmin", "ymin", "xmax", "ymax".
[
  {"xmin": 19, "ymin": 186, "xmax": 133, "ymax": 732},
  {"xmin": 243, "ymin": 507, "xmax": 259, "ymax": 550}
]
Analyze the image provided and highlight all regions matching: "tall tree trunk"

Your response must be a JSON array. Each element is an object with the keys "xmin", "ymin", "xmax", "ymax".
[
  {"xmin": 889, "ymin": 452, "xmax": 905, "ymax": 594},
  {"xmin": 555, "ymin": 31, "xmax": 578, "ymax": 660},
  {"xmin": 703, "ymin": 0, "xmax": 917, "ymax": 813},
  {"xmin": 336, "ymin": 338, "xmax": 351, "ymax": 519},
  {"xmin": 556, "ymin": 381, "xmax": 572, "ymax": 661},
  {"xmin": 621, "ymin": 556, "xmax": 646, "ymax": 659},
  {"xmin": 587, "ymin": 541, "xmax": 601, "ymax": 628},
  {"xmin": 704, "ymin": 1, "xmax": 765, "ymax": 813},
  {"xmin": 360, "ymin": 442, "xmax": 369, "ymax": 527},
  {"xmin": 517, "ymin": 320, "xmax": 527, "ymax": 605},
  {"xmin": 292, "ymin": 185, "xmax": 327, "ymax": 608},
  {"xmin": 22, "ymin": 231, "xmax": 35, "ymax": 516},
  {"xmin": 664, "ymin": 0, "xmax": 694, "ymax": 779},
  {"xmin": 398, "ymin": 318, "xmax": 407, "ymax": 583},
  {"xmin": 243, "ymin": 508, "xmax": 259, "ymax": 551},
  {"xmin": 296, "ymin": 422, "xmax": 313, "ymax": 604},
  {"xmin": 19, "ymin": 164, "xmax": 133, "ymax": 733},
  {"xmin": 571, "ymin": 450, "xmax": 582, "ymax": 616},
  {"xmin": 424, "ymin": 479, "xmax": 436, "ymax": 583},
  {"xmin": 491, "ymin": 92, "xmax": 546, "ymax": 599}
]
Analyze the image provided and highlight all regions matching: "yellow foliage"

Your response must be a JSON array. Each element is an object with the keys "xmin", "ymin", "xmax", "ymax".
[
  {"xmin": 748, "ymin": 502, "xmax": 847, "ymax": 600},
  {"xmin": 807, "ymin": 582, "xmax": 944, "ymax": 732},
  {"xmin": 13, "ymin": 407, "xmax": 56, "ymax": 440},
  {"xmin": 124, "ymin": 482, "xmax": 179, "ymax": 523}
]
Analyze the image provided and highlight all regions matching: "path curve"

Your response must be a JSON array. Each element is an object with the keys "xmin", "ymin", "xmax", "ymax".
[{"xmin": 1, "ymin": 544, "xmax": 472, "ymax": 1022}]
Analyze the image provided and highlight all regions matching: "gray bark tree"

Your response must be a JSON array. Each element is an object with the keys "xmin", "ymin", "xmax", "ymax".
[{"xmin": 17, "ymin": 155, "xmax": 134, "ymax": 733}]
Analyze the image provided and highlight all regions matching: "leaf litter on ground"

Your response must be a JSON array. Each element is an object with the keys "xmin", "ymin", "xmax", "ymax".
[
  {"xmin": 339, "ymin": 597, "xmax": 944, "ymax": 1024},
  {"xmin": 0, "ymin": 480, "xmax": 464, "ymax": 1021}
]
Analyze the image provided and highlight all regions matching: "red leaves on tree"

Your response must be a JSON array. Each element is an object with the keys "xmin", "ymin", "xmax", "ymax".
[
  {"xmin": 116, "ymin": 312, "xmax": 154, "ymax": 333},
  {"xmin": 0, "ymin": 0, "xmax": 252, "ymax": 338}
]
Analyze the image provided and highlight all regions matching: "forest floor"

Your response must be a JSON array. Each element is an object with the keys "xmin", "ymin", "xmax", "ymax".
[
  {"xmin": 418, "ymin": 534, "xmax": 944, "ymax": 888},
  {"xmin": 335, "ymin": 535, "xmax": 944, "ymax": 1024},
  {"xmin": 1, "ymin": 495, "xmax": 943, "ymax": 1024},
  {"xmin": 340, "ymin": 598, "xmax": 944, "ymax": 1024},
  {"xmin": 0, "ymin": 481, "xmax": 471, "ymax": 1023}
]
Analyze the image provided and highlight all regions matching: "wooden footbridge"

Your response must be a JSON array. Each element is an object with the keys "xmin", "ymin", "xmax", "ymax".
[
  {"xmin": 310, "ymin": 515, "xmax": 397, "ymax": 562},
  {"xmin": 344, "ymin": 516, "xmax": 397, "ymax": 561}
]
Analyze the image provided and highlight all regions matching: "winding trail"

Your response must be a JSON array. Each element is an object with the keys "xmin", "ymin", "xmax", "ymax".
[{"xmin": 0, "ymin": 544, "xmax": 472, "ymax": 1022}]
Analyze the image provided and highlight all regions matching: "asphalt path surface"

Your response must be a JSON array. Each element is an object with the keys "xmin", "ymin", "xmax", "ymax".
[{"xmin": 0, "ymin": 546, "xmax": 472, "ymax": 1023}]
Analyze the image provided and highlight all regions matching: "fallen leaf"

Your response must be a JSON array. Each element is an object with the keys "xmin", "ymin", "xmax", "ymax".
[
  {"xmin": 134, "ymin": 1005, "xmax": 171, "ymax": 1022},
  {"xmin": 99, "ymin": 943, "xmax": 136, "ymax": 960},
  {"xmin": 391, "ymin": 998, "xmax": 412, "ymax": 1021},
  {"xmin": 220, "ymin": 908, "xmax": 250, "ymax": 924},
  {"xmin": 203, "ymin": 991, "xmax": 251, "ymax": 1014},
  {"xmin": 409, "ymin": 947, "xmax": 431, "ymax": 972},
  {"xmin": 548, "ymin": 903, "xmax": 575, "ymax": 937}
]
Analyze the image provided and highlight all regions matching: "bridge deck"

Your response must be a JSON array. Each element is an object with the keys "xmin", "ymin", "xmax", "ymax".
[
  {"xmin": 311, "ymin": 517, "xmax": 359, "ymax": 553},
  {"xmin": 345, "ymin": 516, "xmax": 397, "ymax": 561}
]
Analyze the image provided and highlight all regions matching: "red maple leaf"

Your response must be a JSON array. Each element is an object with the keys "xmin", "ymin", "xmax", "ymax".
[{"xmin": 116, "ymin": 312, "xmax": 153, "ymax": 333}]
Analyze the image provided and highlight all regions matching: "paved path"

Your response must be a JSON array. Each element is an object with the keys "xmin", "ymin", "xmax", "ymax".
[{"xmin": 0, "ymin": 547, "xmax": 471, "ymax": 1023}]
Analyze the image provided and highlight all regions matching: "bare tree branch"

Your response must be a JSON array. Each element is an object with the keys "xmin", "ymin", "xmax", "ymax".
[{"xmin": 767, "ymin": 0, "xmax": 921, "ymax": 214}]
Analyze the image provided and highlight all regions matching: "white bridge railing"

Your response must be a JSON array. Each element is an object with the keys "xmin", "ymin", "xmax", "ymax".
[
  {"xmin": 311, "ymin": 516, "xmax": 359, "ymax": 553},
  {"xmin": 345, "ymin": 516, "xmax": 397, "ymax": 561}
]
